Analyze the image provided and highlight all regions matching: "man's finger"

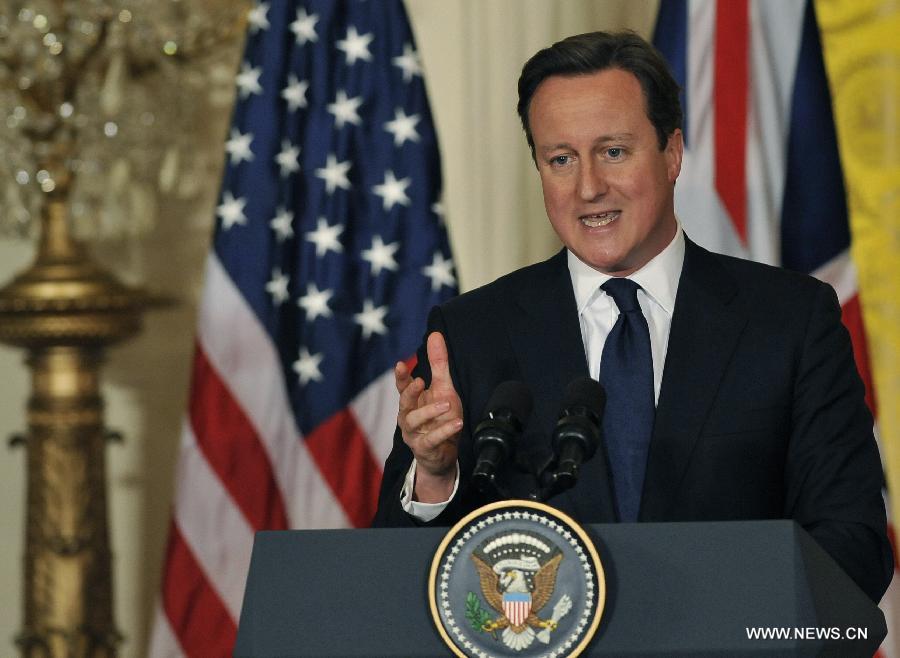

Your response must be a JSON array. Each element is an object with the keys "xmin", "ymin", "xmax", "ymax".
[
  {"xmin": 427, "ymin": 331, "xmax": 452, "ymax": 385},
  {"xmin": 406, "ymin": 400, "xmax": 452, "ymax": 433},
  {"xmin": 398, "ymin": 376, "xmax": 425, "ymax": 413},
  {"xmin": 421, "ymin": 417, "xmax": 464, "ymax": 451},
  {"xmin": 394, "ymin": 361, "xmax": 411, "ymax": 395}
]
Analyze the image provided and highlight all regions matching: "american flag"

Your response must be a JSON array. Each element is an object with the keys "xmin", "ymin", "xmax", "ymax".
[
  {"xmin": 148, "ymin": 1, "xmax": 456, "ymax": 654},
  {"xmin": 653, "ymin": 0, "xmax": 895, "ymax": 653}
]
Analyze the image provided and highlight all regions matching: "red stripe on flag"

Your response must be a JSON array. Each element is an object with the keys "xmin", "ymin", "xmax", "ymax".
[
  {"xmin": 305, "ymin": 408, "xmax": 383, "ymax": 527},
  {"xmin": 161, "ymin": 520, "xmax": 236, "ymax": 657},
  {"xmin": 840, "ymin": 295, "xmax": 878, "ymax": 416},
  {"xmin": 888, "ymin": 521, "xmax": 900, "ymax": 574},
  {"xmin": 714, "ymin": 0, "xmax": 749, "ymax": 243},
  {"xmin": 189, "ymin": 343, "xmax": 290, "ymax": 531}
]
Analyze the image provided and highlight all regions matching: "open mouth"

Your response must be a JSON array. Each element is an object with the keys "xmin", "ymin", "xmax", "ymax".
[{"xmin": 580, "ymin": 211, "xmax": 620, "ymax": 228}]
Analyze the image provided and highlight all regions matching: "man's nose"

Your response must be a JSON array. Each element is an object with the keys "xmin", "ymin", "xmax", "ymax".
[{"xmin": 577, "ymin": 160, "xmax": 608, "ymax": 201}]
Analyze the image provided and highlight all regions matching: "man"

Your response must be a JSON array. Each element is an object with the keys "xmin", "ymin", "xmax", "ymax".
[{"xmin": 373, "ymin": 31, "xmax": 892, "ymax": 603}]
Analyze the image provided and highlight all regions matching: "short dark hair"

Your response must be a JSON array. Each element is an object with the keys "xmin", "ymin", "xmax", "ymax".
[{"xmin": 517, "ymin": 31, "xmax": 683, "ymax": 159}]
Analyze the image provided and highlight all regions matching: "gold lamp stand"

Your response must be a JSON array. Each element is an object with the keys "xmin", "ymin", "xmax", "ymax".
[{"xmin": 0, "ymin": 193, "xmax": 156, "ymax": 656}]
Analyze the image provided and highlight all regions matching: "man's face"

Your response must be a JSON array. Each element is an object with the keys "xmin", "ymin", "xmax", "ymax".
[{"xmin": 528, "ymin": 68, "xmax": 682, "ymax": 276}]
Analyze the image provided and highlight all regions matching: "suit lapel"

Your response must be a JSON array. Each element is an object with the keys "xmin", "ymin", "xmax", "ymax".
[
  {"xmin": 640, "ymin": 238, "xmax": 747, "ymax": 520},
  {"xmin": 507, "ymin": 249, "xmax": 589, "ymax": 408}
]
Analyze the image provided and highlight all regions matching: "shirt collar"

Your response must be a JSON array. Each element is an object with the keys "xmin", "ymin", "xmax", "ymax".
[{"xmin": 568, "ymin": 221, "xmax": 685, "ymax": 316}]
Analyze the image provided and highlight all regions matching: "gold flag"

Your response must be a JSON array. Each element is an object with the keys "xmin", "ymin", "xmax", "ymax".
[{"xmin": 817, "ymin": 0, "xmax": 900, "ymax": 525}]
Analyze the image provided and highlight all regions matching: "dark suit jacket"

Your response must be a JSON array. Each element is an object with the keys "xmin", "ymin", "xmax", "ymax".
[{"xmin": 373, "ymin": 237, "xmax": 892, "ymax": 602}]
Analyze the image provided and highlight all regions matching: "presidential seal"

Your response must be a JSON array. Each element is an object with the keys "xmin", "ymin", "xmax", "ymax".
[{"xmin": 429, "ymin": 500, "xmax": 605, "ymax": 658}]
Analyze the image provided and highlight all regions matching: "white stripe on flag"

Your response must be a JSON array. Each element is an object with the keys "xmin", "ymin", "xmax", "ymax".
[
  {"xmin": 810, "ymin": 250, "xmax": 857, "ymax": 306},
  {"xmin": 745, "ymin": 0, "xmax": 805, "ymax": 264},
  {"xmin": 148, "ymin": 600, "xmax": 187, "ymax": 658},
  {"xmin": 677, "ymin": 0, "xmax": 746, "ymax": 258},
  {"xmin": 173, "ymin": 419, "xmax": 255, "ymax": 621},
  {"xmin": 687, "ymin": 0, "xmax": 716, "ymax": 179},
  {"xmin": 349, "ymin": 367, "xmax": 401, "ymax": 468},
  {"xmin": 198, "ymin": 253, "xmax": 350, "ymax": 529}
]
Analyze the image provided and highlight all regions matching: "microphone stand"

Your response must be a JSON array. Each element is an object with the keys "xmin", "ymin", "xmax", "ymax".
[{"xmin": 529, "ymin": 456, "xmax": 575, "ymax": 503}]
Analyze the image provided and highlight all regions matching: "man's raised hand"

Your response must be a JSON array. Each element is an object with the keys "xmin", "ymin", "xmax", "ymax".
[{"xmin": 395, "ymin": 331, "xmax": 463, "ymax": 503}]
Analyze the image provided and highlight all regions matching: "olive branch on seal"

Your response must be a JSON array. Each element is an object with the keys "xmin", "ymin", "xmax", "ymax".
[{"xmin": 465, "ymin": 592, "xmax": 495, "ymax": 637}]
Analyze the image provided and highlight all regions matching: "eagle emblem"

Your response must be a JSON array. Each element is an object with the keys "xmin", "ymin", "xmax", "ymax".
[
  {"xmin": 429, "ymin": 501, "xmax": 605, "ymax": 658},
  {"xmin": 469, "ymin": 531, "xmax": 573, "ymax": 651}
]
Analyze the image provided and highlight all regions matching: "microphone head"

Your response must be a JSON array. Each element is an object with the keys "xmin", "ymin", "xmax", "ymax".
[
  {"xmin": 559, "ymin": 376, "xmax": 606, "ymax": 423},
  {"xmin": 472, "ymin": 381, "xmax": 533, "ymax": 493},
  {"xmin": 482, "ymin": 380, "xmax": 533, "ymax": 429},
  {"xmin": 549, "ymin": 377, "xmax": 605, "ymax": 486}
]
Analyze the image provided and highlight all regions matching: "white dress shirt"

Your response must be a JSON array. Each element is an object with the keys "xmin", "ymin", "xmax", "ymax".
[
  {"xmin": 569, "ymin": 224, "xmax": 685, "ymax": 403},
  {"xmin": 401, "ymin": 224, "xmax": 686, "ymax": 520}
]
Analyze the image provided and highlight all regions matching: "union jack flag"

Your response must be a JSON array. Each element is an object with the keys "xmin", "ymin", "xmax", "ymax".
[
  {"xmin": 653, "ymin": 0, "xmax": 895, "ymax": 653},
  {"xmin": 148, "ymin": 1, "xmax": 456, "ymax": 655}
]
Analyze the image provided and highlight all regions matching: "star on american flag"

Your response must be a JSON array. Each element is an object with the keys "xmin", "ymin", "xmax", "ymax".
[
  {"xmin": 392, "ymin": 43, "xmax": 423, "ymax": 82},
  {"xmin": 315, "ymin": 154, "xmax": 353, "ymax": 194},
  {"xmin": 247, "ymin": 2, "xmax": 269, "ymax": 34},
  {"xmin": 298, "ymin": 283, "xmax": 334, "ymax": 322},
  {"xmin": 235, "ymin": 62, "xmax": 263, "ymax": 98},
  {"xmin": 269, "ymin": 206, "xmax": 294, "ymax": 241},
  {"xmin": 290, "ymin": 7, "xmax": 318, "ymax": 45},
  {"xmin": 354, "ymin": 299, "xmax": 389, "ymax": 339},
  {"xmin": 337, "ymin": 26, "xmax": 374, "ymax": 65},
  {"xmin": 216, "ymin": 191, "xmax": 247, "ymax": 230},
  {"xmin": 275, "ymin": 139, "xmax": 301, "ymax": 177},
  {"xmin": 328, "ymin": 90, "xmax": 364, "ymax": 129},
  {"xmin": 281, "ymin": 74, "xmax": 309, "ymax": 111},
  {"xmin": 305, "ymin": 217, "xmax": 344, "ymax": 257},
  {"xmin": 225, "ymin": 128, "xmax": 254, "ymax": 165},
  {"xmin": 265, "ymin": 267, "xmax": 290, "ymax": 304},
  {"xmin": 372, "ymin": 170, "xmax": 411, "ymax": 210},
  {"xmin": 423, "ymin": 253, "xmax": 456, "ymax": 291},
  {"xmin": 384, "ymin": 109, "xmax": 421, "ymax": 146},
  {"xmin": 293, "ymin": 346, "xmax": 324, "ymax": 385},
  {"xmin": 362, "ymin": 235, "xmax": 400, "ymax": 275}
]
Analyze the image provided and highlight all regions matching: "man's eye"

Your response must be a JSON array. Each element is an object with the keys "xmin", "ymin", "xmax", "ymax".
[
  {"xmin": 549, "ymin": 155, "xmax": 571, "ymax": 166},
  {"xmin": 606, "ymin": 147, "xmax": 623, "ymax": 159}
]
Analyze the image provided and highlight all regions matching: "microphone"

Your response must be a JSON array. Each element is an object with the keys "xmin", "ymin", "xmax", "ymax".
[
  {"xmin": 549, "ymin": 377, "xmax": 606, "ymax": 491},
  {"xmin": 471, "ymin": 381, "xmax": 533, "ymax": 494}
]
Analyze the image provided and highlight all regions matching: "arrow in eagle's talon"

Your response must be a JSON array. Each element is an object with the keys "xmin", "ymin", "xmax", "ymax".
[{"xmin": 536, "ymin": 594, "xmax": 574, "ymax": 643}]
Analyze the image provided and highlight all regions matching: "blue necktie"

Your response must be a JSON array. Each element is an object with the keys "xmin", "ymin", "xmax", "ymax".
[{"xmin": 599, "ymin": 278, "xmax": 655, "ymax": 522}]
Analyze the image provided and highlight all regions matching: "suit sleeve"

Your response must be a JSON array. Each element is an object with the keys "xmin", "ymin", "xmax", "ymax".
[{"xmin": 785, "ymin": 282, "xmax": 893, "ymax": 602}]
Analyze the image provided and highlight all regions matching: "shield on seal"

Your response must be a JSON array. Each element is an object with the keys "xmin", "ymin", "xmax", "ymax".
[{"xmin": 502, "ymin": 592, "xmax": 532, "ymax": 627}]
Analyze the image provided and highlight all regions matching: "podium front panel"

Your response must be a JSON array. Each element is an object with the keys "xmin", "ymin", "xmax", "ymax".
[{"xmin": 235, "ymin": 521, "xmax": 884, "ymax": 657}]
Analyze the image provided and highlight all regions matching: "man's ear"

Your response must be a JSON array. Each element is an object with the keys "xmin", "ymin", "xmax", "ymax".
[{"xmin": 666, "ymin": 128, "xmax": 684, "ymax": 183}]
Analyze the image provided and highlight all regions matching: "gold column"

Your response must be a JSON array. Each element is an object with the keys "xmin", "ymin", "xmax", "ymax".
[
  {"xmin": 1, "ymin": 1, "xmax": 244, "ymax": 654},
  {"xmin": 21, "ymin": 347, "xmax": 115, "ymax": 656},
  {"xmin": 0, "ymin": 197, "xmax": 157, "ymax": 656}
]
